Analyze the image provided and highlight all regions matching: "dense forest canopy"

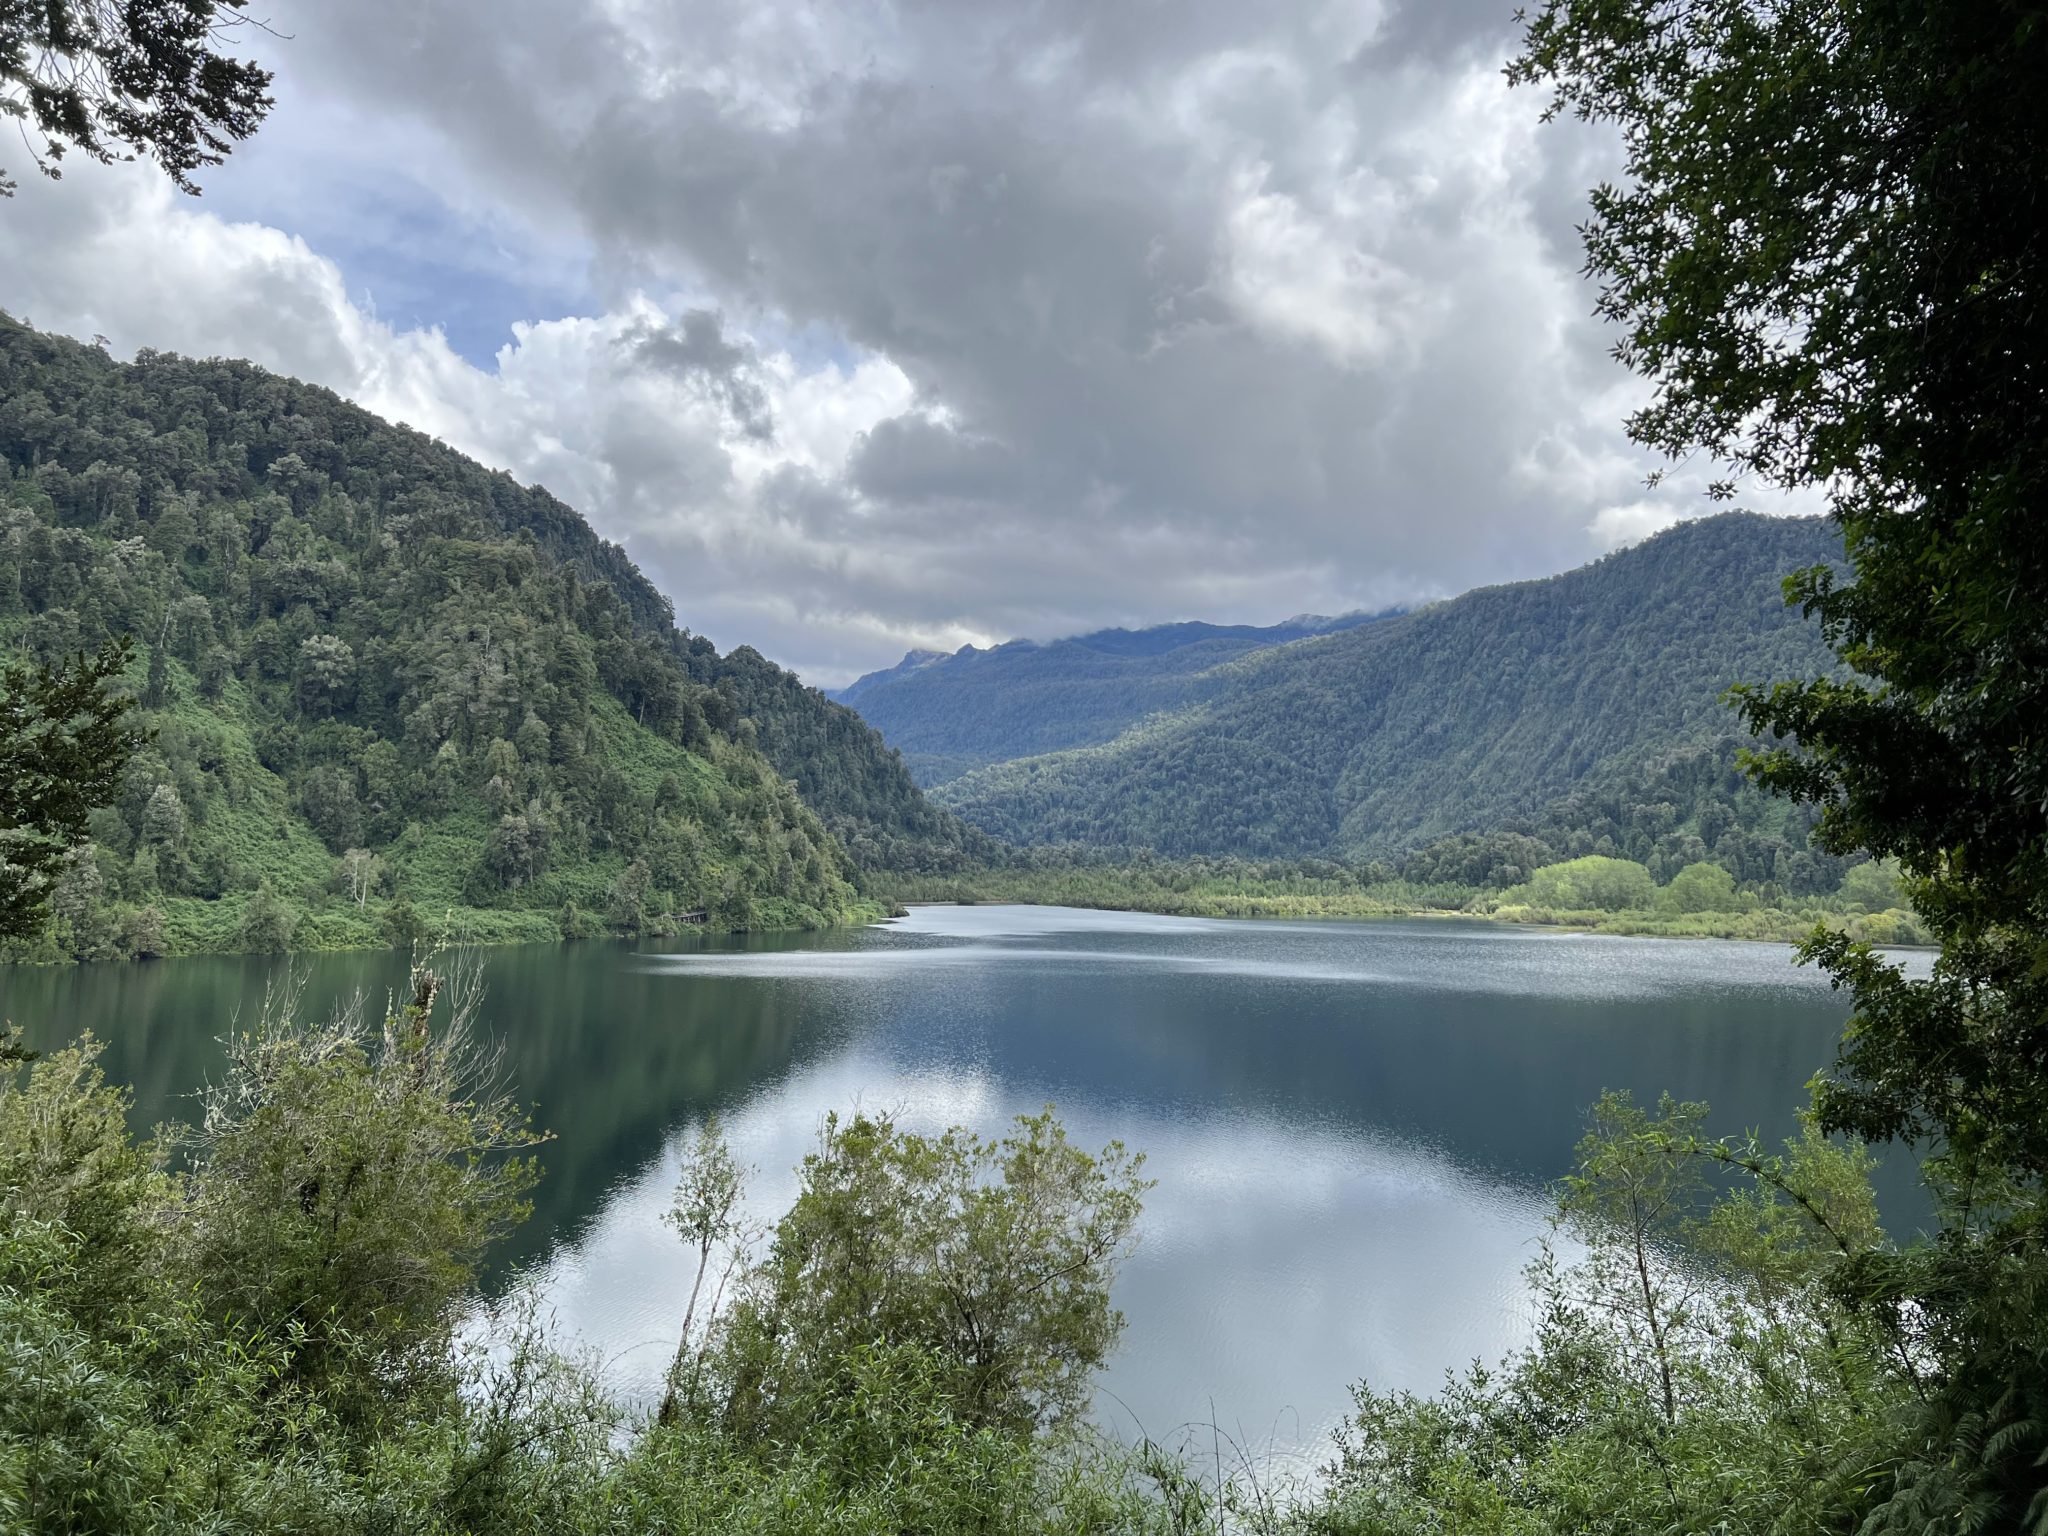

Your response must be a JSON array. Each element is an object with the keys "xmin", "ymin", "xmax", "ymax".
[{"xmin": 0, "ymin": 315, "xmax": 981, "ymax": 958}]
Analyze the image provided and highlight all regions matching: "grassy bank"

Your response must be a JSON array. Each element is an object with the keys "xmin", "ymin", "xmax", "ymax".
[
  {"xmin": 875, "ymin": 865, "xmax": 1466, "ymax": 920},
  {"xmin": 1487, "ymin": 901, "xmax": 1928, "ymax": 945},
  {"xmin": 875, "ymin": 866, "xmax": 1929, "ymax": 945}
]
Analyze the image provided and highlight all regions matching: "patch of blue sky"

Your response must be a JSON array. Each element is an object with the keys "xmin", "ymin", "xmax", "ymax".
[
  {"xmin": 196, "ymin": 98, "xmax": 595, "ymax": 368},
  {"xmin": 774, "ymin": 317, "xmax": 869, "ymax": 375},
  {"xmin": 312, "ymin": 186, "xmax": 593, "ymax": 368}
]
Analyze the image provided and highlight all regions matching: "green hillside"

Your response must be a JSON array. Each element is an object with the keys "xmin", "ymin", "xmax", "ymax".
[
  {"xmin": 700, "ymin": 641, "xmax": 997, "ymax": 868},
  {"xmin": 833, "ymin": 613, "xmax": 1385, "ymax": 786},
  {"xmin": 0, "ymin": 316, "xmax": 976, "ymax": 959},
  {"xmin": 932, "ymin": 513, "xmax": 1847, "ymax": 862}
]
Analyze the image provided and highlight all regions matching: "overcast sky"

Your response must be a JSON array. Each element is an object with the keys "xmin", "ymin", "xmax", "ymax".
[{"xmin": 0, "ymin": 0, "xmax": 1808, "ymax": 686}]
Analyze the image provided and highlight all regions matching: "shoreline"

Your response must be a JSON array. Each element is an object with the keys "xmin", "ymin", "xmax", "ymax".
[
  {"xmin": 885, "ymin": 890, "xmax": 1930, "ymax": 947},
  {"xmin": 2, "ymin": 896, "xmax": 897, "ymax": 968},
  {"xmin": 7, "ymin": 887, "xmax": 1929, "ymax": 969}
]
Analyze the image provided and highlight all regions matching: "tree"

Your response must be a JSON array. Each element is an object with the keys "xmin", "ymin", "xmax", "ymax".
[
  {"xmin": 382, "ymin": 891, "xmax": 427, "ymax": 954},
  {"xmin": 1554, "ymin": 1091, "xmax": 1711, "ymax": 1427},
  {"xmin": 659, "ymin": 1119, "xmax": 751, "ymax": 1422},
  {"xmin": 196, "ymin": 643, "xmax": 232, "ymax": 699},
  {"xmin": 300, "ymin": 764, "xmax": 363, "ymax": 853},
  {"xmin": 48, "ymin": 843, "xmax": 117, "ymax": 960},
  {"xmin": 1514, "ymin": 3, "xmax": 2048, "ymax": 1525},
  {"xmin": 1, "ymin": 0, "xmax": 274, "ymax": 196},
  {"xmin": 482, "ymin": 811, "xmax": 547, "ymax": 890},
  {"xmin": 1508, "ymin": 854, "xmax": 1656, "ymax": 912},
  {"xmin": 120, "ymin": 902, "xmax": 164, "ymax": 958},
  {"xmin": 1513, "ymin": 0, "xmax": 2048, "ymax": 1175},
  {"xmin": 605, "ymin": 857, "xmax": 652, "ymax": 935},
  {"xmin": 335, "ymin": 847, "xmax": 383, "ymax": 910},
  {"xmin": 294, "ymin": 633, "xmax": 356, "ymax": 716},
  {"xmin": 236, "ymin": 880, "xmax": 295, "ymax": 953},
  {"xmin": 716, "ymin": 1108, "xmax": 1148, "ymax": 1442},
  {"xmin": 1837, "ymin": 858, "xmax": 1902, "ymax": 914},
  {"xmin": 0, "ymin": 1035, "xmax": 171, "ymax": 1332},
  {"xmin": 1659, "ymin": 860, "xmax": 1735, "ymax": 915},
  {"xmin": 0, "ymin": 638, "xmax": 135, "ymax": 941},
  {"xmin": 1316, "ymin": 1100, "xmax": 1902, "ymax": 1535},
  {"xmin": 181, "ymin": 963, "xmax": 546, "ymax": 1409},
  {"xmin": 139, "ymin": 781, "xmax": 185, "ymax": 851},
  {"xmin": 141, "ymin": 643, "xmax": 170, "ymax": 708}
]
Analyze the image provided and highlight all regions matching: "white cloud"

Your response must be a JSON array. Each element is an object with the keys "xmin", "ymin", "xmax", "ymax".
[
  {"xmin": 1221, "ymin": 167, "xmax": 1420, "ymax": 367},
  {"xmin": 1588, "ymin": 499, "xmax": 1698, "ymax": 549},
  {"xmin": 0, "ymin": 0, "xmax": 1815, "ymax": 684}
]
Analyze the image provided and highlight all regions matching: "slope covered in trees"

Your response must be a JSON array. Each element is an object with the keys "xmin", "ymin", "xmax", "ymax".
[
  {"xmin": 1394, "ymin": 733, "xmax": 1856, "ymax": 899},
  {"xmin": 932, "ymin": 514, "xmax": 1845, "ymax": 861},
  {"xmin": 0, "ymin": 315, "xmax": 978, "ymax": 958},
  {"xmin": 832, "ymin": 612, "xmax": 1385, "ymax": 786}
]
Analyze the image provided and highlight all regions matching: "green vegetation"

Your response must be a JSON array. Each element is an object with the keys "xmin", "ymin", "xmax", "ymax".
[
  {"xmin": 0, "ymin": 315, "xmax": 980, "ymax": 960},
  {"xmin": 1289, "ymin": 0, "xmax": 2048, "ymax": 1527},
  {"xmin": 1295, "ymin": 1094, "xmax": 1909, "ymax": 1534},
  {"xmin": 881, "ymin": 847, "xmax": 1925, "ymax": 945},
  {"xmin": 834, "ymin": 614, "xmax": 1384, "ymax": 787},
  {"xmin": 1, "ymin": 971, "xmax": 1180, "ymax": 1535},
  {"xmin": 0, "ymin": 637, "xmax": 136, "ymax": 939},
  {"xmin": 0, "ymin": 1, "xmax": 273, "ymax": 198},
  {"xmin": 887, "ymin": 727, "xmax": 1929, "ymax": 941},
  {"xmin": 0, "ymin": 984, "xmax": 1958, "ymax": 1535},
  {"xmin": 711, "ymin": 1108, "xmax": 1147, "ymax": 1445},
  {"xmin": 1503, "ymin": 854, "xmax": 1655, "ymax": 912},
  {"xmin": 881, "ymin": 864, "xmax": 1449, "ymax": 922},
  {"xmin": 7, "ymin": 0, "xmax": 2045, "ymax": 1522},
  {"xmin": 932, "ymin": 514, "xmax": 1845, "ymax": 860},
  {"xmin": 705, "ymin": 640, "xmax": 999, "ymax": 873}
]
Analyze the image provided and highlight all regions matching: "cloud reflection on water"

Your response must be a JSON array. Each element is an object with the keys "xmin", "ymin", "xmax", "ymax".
[{"xmin": 513, "ymin": 1043, "xmax": 1555, "ymax": 1456}]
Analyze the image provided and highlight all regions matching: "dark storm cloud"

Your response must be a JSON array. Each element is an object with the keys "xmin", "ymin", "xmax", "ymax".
[{"xmin": 626, "ymin": 309, "xmax": 776, "ymax": 440}]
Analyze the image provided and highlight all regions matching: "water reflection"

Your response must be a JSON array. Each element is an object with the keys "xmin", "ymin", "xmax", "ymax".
[
  {"xmin": 4, "ymin": 906, "xmax": 1926, "ymax": 1454},
  {"xmin": 522, "ymin": 1050, "xmax": 1554, "ymax": 1452}
]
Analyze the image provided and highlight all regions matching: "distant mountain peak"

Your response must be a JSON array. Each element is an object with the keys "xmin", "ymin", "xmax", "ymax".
[{"xmin": 825, "ymin": 607, "xmax": 1400, "ymax": 775}]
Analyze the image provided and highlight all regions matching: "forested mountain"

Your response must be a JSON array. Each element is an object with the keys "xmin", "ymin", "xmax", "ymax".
[
  {"xmin": 832, "ymin": 611, "xmax": 1386, "ymax": 785},
  {"xmin": 0, "ymin": 315, "xmax": 979, "ymax": 958},
  {"xmin": 932, "ymin": 514, "xmax": 1847, "ymax": 864},
  {"xmin": 1393, "ymin": 734, "xmax": 1856, "ymax": 898},
  {"xmin": 701, "ymin": 641, "xmax": 993, "ymax": 872}
]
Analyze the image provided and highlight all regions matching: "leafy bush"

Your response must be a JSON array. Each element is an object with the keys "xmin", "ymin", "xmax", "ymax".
[
  {"xmin": 1505, "ymin": 855, "xmax": 1657, "ymax": 912},
  {"xmin": 712, "ymin": 1110, "xmax": 1150, "ymax": 1443},
  {"xmin": 1658, "ymin": 860, "xmax": 1738, "ymax": 914}
]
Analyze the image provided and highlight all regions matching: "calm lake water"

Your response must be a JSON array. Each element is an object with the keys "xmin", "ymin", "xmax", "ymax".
[{"xmin": 3, "ymin": 905, "xmax": 1924, "ymax": 1456}]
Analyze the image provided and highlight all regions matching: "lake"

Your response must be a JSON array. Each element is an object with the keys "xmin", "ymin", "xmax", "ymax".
[{"xmin": 3, "ymin": 905, "xmax": 1921, "ymax": 1459}]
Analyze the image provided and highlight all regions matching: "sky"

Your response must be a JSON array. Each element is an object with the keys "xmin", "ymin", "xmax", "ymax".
[{"xmin": 0, "ymin": 0, "xmax": 1810, "ymax": 687}]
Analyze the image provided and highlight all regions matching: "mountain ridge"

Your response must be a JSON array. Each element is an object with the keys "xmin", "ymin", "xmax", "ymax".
[
  {"xmin": 827, "ymin": 610, "xmax": 1395, "ymax": 785},
  {"xmin": 920, "ymin": 513, "xmax": 1847, "ymax": 860},
  {"xmin": 832, "ymin": 611, "xmax": 1383, "ymax": 704}
]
